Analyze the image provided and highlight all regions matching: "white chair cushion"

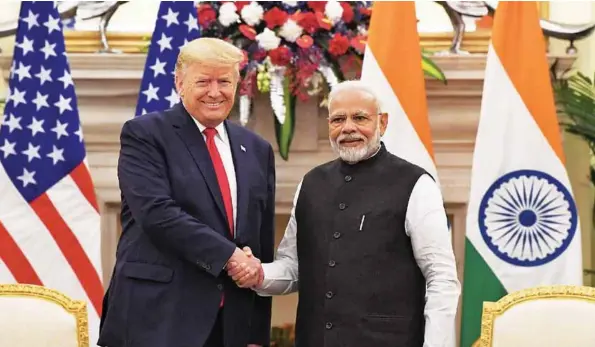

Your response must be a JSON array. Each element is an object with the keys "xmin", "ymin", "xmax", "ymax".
[
  {"xmin": 491, "ymin": 297, "xmax": 595, "ymax": 347},
  {"xmin": 0, "ymin": 296, "xmax": 80, "ymax": 347}
]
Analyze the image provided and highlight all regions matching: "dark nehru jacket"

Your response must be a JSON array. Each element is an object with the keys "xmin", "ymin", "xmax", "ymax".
[{"xmin": 294, "ymin": 142, "xmax": 428, "ymax": 347}]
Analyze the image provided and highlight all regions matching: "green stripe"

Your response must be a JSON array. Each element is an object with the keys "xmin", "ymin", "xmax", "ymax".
[{"xmin": 460, "ymin": 239, "xmax": 508, "ymax": 347}]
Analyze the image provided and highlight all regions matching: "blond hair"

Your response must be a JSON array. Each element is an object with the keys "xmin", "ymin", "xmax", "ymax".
[{"xmin": 175, "ymin": 37, "xmax": 244, "ymax": 78}]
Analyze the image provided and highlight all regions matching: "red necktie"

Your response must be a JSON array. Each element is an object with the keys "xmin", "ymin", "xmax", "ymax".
[
  {"xmin": 203, "ymin": 128, "xmax": 234, "ymax": 238},
  {"xmin": 204, "ymin": 128, "xmax": 233, "ymax": 308}
]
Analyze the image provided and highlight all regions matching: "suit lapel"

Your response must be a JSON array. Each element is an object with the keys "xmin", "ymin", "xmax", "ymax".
[
  {"xmin": 169, "ymin": 105, "xmax": 228, "ymax": 230},
  {"xmin": 226, "ymin": 121, "xmax": 249, "ymax": 242}
]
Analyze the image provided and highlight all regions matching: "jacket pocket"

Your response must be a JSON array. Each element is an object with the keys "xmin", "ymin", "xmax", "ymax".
[{"xmin": 122, "ymin": 262, "xmax": 173, "ymax": 283}]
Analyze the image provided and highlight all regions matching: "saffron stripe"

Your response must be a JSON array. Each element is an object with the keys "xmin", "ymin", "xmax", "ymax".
[
  {"xmin": 367, "ymin": 1, "xmax": 435, "ymax": 159},
  {"xmin": 491, "ymin": 1, "xmax": 565, "ymax": 163},
  {"xmin": 70, "ymin": 162, "xmax": 99, "ymax": 212},
  {"xmin": 0, "ymin": 220, "xmax": 43, "ymax": 285},
  {"xmin": 30, "ymin": 194, "xmax": 103, "ymax": 315}
]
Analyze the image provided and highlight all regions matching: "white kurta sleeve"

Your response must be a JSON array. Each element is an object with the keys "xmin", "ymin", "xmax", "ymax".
[
  {"xmin": 405, "ymin": 174, "xmax": 461, "ymax": 347},
  {"xmin": 254, "ymin": 182, "xmax": 302, "ymax": 296}
]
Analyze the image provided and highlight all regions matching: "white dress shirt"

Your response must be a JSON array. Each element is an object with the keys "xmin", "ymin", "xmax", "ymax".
[
  {"xmin": 256, "ymin": 173, "xmax": 461, "ymax": 347},
  {"xmin": 191, "ymin": 117, "xmax": 237, "ymax": 229}
]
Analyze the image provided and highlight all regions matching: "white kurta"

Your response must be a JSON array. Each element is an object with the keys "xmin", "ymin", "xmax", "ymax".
[{"xmin": 255, "ymin": 173, "xmax": 461, "ymax": 347}]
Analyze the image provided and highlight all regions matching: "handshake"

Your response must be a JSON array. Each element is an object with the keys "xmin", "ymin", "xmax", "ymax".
[{"xmin": 225, "ymin": 246, "xmax": 264, "ymax": 289}]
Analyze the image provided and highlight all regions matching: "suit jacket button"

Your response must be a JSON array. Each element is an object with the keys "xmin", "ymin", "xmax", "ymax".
[
  {"xmin": 325, "ymin": 291, "xmax": 334, "ymax": 299},
  {"xmin": 205, "ymin": 264, "xmax": 211, "ymax": 270},
  {"xmin": 328, "ymin": 260, "xmax": 336, "ymax": 267},
  {"xmin": 217, "ymin": 284, "xmax": 223, "ymax": 290},
  {"xmin": 325, "ymin": 322, "xmax": 333, "ymax": 329},
  {"xmin": 344, "ymin": 175, "xmax": 352, "ymax": 182},
  {"xmin": 333, "ymin": 232, "xmax": 341, "ymax": 239},
  {"xmin": 338, "ymin": 203, "xmax": 346, "ymax": 210}
]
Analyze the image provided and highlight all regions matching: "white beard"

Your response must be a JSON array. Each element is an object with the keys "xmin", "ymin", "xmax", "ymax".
[{"xmin": 330, "ymin": 124, "xmax": 381, "ymax": 164}]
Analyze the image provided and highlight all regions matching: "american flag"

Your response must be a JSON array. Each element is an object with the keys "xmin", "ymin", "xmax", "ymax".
[
  {"xmin": 0, "ymin": 1, "xmax": 102, "ymax": 344},
  {"xmin": 135, "ymin": 1, "xmax": 200, "ymax": 116}
]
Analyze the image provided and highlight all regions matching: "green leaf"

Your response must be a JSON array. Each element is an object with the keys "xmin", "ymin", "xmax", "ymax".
[
  {"xmin": 554, "ymin": 70, "xmax": 595, "ymax": 185},
  {"xmin": 422, "ymin": 55, "xmax": 447, "ymax": 84},
  {"xmin": 273, "ymin": 76, "xmax": 296, "ymax": 161}
]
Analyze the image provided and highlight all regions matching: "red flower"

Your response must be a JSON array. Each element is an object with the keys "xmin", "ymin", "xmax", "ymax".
[
  {"xmin": 340, "ymin": 2, "xmax": 354, "ymax": 23},
  {"xmin": 359, "ymin": 6, "xmax": 372, "ymax": 17},
  {"xmin": 239, "ymin": 69, "xmax": 256, "ymax": 97},
  {"xmin": 268, "ymin": 46, "xmax": 292, "ymax": 66},
  {"xmin": 239, "ymin": 24, "xmax": 257, "ymax": 40},
  {"xmin": 307, "ymin": 1, "xmax": 327, "ymax": 12},
  {"xmin": 197, "ymin": 4, "xmax": 216, "ymax": 27},
  {"xmin": 233, "ymin": 1, "xmax": 250, "ymax": 12},
  {"xmin": 240, "ymin": 50, "xmax": 249, "ymax": 70},
  {"xmin": 296, "ymin": 35, "xmax": 313, "ymax": 49},
  {"xmin": 350, "ymin": 35, "xmax": 366, "ymax": 53},
  {"xmin": 263, "ymin": 7, "xmax": 289, "ymax": 29},
  {"xmin": 315, "ymin": 11, "xmax": 332, "ymax": 31},
  {"xmin": 328, "ymin": 33, "xmax": 349, "ymax": 56},
  {"xmin": 252, "ymin": 49, "xmax": 268, "ymax": 61},
  {"xmin": 296, "ymin": 12, "xmax": 319, "ymax": 34}
]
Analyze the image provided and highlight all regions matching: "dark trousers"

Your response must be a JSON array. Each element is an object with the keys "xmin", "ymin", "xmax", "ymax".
[{"xmin": 204, "ymin": 308, "xmax": 224, "ymax": 347}]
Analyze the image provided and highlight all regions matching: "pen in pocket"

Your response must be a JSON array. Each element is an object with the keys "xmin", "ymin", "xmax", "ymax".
[{"xmin": 359, "ymin": 214, "xmax": 366, "ymax": 231}]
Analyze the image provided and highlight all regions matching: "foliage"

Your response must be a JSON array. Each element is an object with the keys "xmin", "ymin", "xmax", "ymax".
[
  {"xmin": 551, "ymin": 62, "xmax": 595, "ymax": 185},
  {"xmin": 197, "ymin": 1, "xmax": 445, "ymax": 100},
  {"xmin": 195, "ymin": 1, "xmax": 446, "ymax": 159},
  {"xmin": 552, "ymin": 65, "xmax": 595, "ymax": 282}
]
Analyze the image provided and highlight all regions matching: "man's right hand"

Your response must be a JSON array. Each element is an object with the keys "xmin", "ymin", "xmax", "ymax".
[{"xmin": 226, "ymin": 247, "xmax": 263, "ymax": 288}]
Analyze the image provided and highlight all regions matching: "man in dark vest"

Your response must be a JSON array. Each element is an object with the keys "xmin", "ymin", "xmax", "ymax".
[{"xmin": 227, "ymin": 80, "xmax": 460, "ymax": 347}]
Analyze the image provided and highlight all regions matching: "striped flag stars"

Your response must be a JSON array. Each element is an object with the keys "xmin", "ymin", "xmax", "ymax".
[
  {"xmin": 135, "ymin": 1, "xmax": 200, "ymax": 117},
  {"xmin": 0, "ymin": 1, "xmax": 103, "ymax": 344}
]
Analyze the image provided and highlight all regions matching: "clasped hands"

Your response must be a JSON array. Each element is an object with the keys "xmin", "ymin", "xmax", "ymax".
[{"xmin": 226, "ymin": 247, "xmax": 263, "ymax": 288}]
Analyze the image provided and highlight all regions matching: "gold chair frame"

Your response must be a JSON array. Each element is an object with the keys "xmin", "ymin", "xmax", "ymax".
[
  {"xmin": 477, "ymin": 285, "xmax": 595, "ymax": 347},
  {"xmin": 0, "ymin": 284, "xmax": 89, "ymax": 347}
]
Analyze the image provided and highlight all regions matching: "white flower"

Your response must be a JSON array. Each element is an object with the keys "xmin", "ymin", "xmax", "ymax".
[
  {"xmin": 256, "ymin": 28, "xmax": 281, "ymax": 51},
  {"xmin": 325, "ymin": 0, "xmax": 344, "ymax": 25},
  {"xmin": 282, "ymin": 1, "xmax": 298, "ymax": 7},
  {"xmin": 241, "ymin": 1, "xmax": 264, "ymax": 26},
  {"xmin": 218, "ymin": 2, "xmax": 240, "ymax": 27},
  {"xmin": 358, "ymin": 25, "xmax": 368, "ymax": 36},
  {"xmin": 279, "ymin": 19, "xmax": 303, "ymax": 42}
]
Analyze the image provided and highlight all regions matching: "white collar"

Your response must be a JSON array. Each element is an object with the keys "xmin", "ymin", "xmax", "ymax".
[{"xmin": 191, "ymin": 116, "xmax": 229, "ymax": 143}]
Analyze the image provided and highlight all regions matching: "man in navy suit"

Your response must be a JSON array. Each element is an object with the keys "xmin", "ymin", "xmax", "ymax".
[{"xmin": 98, "ymin": 37, "xmax": 275, "ymax": 347}]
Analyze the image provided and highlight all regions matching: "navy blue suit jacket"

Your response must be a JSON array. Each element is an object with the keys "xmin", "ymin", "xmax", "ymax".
[{"xmin": 98, "ymin": 103, "xmax": 275, "ymax": 347}]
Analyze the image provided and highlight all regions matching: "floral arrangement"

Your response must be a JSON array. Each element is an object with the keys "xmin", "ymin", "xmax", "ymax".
[{"xmin": 196, "ymin": 1, "xmax": 445, "ymax": 160}]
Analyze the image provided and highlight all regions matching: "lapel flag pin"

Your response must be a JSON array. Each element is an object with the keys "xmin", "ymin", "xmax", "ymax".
[{"xmin": 240, "ymin": 145, "xmax": 246, "ymax": 152}]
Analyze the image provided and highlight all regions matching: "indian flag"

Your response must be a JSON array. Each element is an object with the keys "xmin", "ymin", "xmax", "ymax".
[
  {"xmin": 360, "ymin": 1, "xmax": 438, "ymax": 180},
  {"xmin": 460, "ymin": 2, "xmax": 583, "ymax": 346}
]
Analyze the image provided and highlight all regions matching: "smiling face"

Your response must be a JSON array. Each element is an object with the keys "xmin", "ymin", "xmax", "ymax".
[
  {"xmin": 175, "ymin": 62, "xmax": 238, "ymax": 128},
  {"xmin": 328, "ymin": 88, "xmax": 387, "ymax": 163}
]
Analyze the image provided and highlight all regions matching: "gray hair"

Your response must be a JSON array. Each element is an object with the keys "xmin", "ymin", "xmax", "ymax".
[{"xmin": 327, "ymin": 80, "xmax": 382, "ymax": 114}]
